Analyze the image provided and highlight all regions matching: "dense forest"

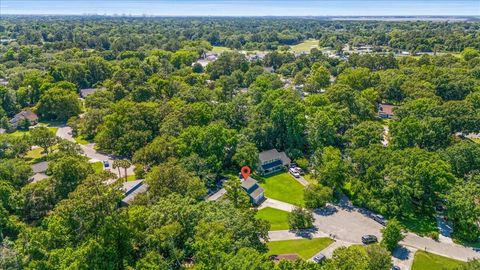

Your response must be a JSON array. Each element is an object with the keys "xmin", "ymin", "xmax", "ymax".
[{"xmin": 0, "ymin": 16, "xmax": 479, "ymax": 269}]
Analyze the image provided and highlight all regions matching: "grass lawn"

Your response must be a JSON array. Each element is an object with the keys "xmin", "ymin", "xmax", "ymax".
[
  {"xmin": 412, "ymin": 251, "xmax": 465, "ymax": 270},
  {"xmin": 74, "ymin": 135, "xmax": 91, "ymax": 145},
  {"xmin": 91, "ymin": 161, "xmax": 104, "ymax": 173},
  {"xmin": 259, "ymin": 173, "xmax": 305, "ymax": 206},
  {"xmin": 399, "ymin": 214, "xmax": 438, "ymax": 237},
  {"xmin": 267, "ymin": 238, "xmax": 334, "ymax": 259},
  {"xmin": 26, "ymin": 147, "xmax": 45, "ymax": 160},
  {"xmin": 471, "ymin": 138, "xmax": 480, "ymax": 144},
  {"xmin": 211, "ymin": 46, "xmax": 232, "ymax": 53},
  {"xmin": 256, "ymin": 207, "xmax": 290, "ymax": 230},
  {"xmin": 290, "ymin": 39, "xmax": 319, "ymax": 52}
]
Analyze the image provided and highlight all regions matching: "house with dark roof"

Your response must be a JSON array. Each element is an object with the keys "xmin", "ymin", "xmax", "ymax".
[
  {"xmin": 258, "ymin": 149, "xmax": 291, "ymax": 175},
  {"xmin": 120, "ymin": 179, "xmax": 148, "ymax": 206},
  {"xmin": 10, "ymin": 110, "xmax": 38, "ymax": 129},
  {"xmin": 378, "ymin": 103, "xmax": 397, "ymax": 119},
  {"xmin": 240, "ymin": 176, "xmax": 265, "ymax": 205}
]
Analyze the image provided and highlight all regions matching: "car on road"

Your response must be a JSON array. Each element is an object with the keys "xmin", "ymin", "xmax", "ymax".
[
  {"xmin": 391, "ymin": 266, "xmax": 401, "ymax": 270},
  {"xmin": 312, "ymin": 254, "xmax": 326, "ymax": 263},
  {"xmin": 103, "ymin": 160, "xmax": 110, "ymax": 168},
  {"xmin": 289, "ymin": 168, "xmax": 300, "ymax": 178},
  {"xmin": 372, "ymin": 214, "xmax": 387, "ymax": 226},
  {"xmin": 361, "ymin": 235, "xmax": 378, "ymax": 244}
]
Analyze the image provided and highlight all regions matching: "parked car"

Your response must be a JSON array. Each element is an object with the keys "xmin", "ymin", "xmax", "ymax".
[
  {"xmin": 103, "ymin": 160, "xmax": 110, "ymax": 168},
  {"xmin": 295, "ymin": 167, "xmax": 305, "ymax": 175},
  {"xmin": 289, "ymin": 168, "xmax": 300, "ymax": 178},
  {"xmin": 361, "ymin": 235, "xmax": 378, "ymax": 244},
  {"xmin": 312, "ymin": 254, "xmax": 326, "ymax": 263},
  {"xmin": 372, "ymin": 214, "xmax": 387, "ymax": 226},
  {"xmin": 391, "ymin": 266, "xmax": 401, "ymax": 270}
]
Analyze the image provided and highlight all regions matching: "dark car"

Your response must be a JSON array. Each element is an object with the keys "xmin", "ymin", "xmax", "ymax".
[
  {"xmin": 312, "ymin": 254, "xmax": 326, "ymax": 263},
  {"xmin": 361, "ymin": 235, "xmax": 378, "ymax": 244},
  {"xmin": 391, "ymin": 266, "xmax": 401, "ymax": 270},
  {"xmin": 103, "ymin": 160, "xmax": 110, "ymax": 168},
  {"xmin": 372, "ymin": 214, "xmax": 387, "ymax": 226}
]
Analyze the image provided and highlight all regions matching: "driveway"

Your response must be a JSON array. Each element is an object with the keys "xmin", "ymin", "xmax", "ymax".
[
  {"xmin": 261, "ymin": 197, "xmax": 480, "ymax": 262},
  {"xmin": 56, "ymin": 126, "xmax": 134, "ymax": 178}
]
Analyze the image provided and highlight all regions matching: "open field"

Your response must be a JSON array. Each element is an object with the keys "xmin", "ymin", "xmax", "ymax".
[
  {"xmin": 260, "ymin": 173, "xmax": 305, "ymax": 206},
  {"xmin": 267, "ymin": 238, "xmax": 334, "ymax": 259},
  {"xmin": 211, "ymin": 46, "xmax": 232, "ymax": 53},
  {"xmin": 256, "ymin": 207, "xmax": 290, "ymax": 230},
  {"xmin": 290, "ymin": 39, "xmax": 319, "ymax": 52},
  {"xmin": 412, "ymin": 250, "xmax": 465, "ymax": 270}
]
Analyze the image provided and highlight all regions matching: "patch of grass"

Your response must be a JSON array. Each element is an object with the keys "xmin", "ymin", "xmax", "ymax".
[
  {"xmin": 26, "ymin": 147, "xmax": 45, "ymax": 160},
  {"xmin": 399, "ymin": 214, "xmax": 438, "ymax": 236},
  {"xmin": 303, "ymin": 174, "xmax": 317, "ymax": 185},
  {"xmin": 412, "ymin": 251, "xmax": 465, "ymax": 270},
  {"xmin": 256, "ymin": 207, "xmax": 290, "ymax": 230},
  {"xmin": 267, "ymin": 238, "xmax": 334, "ymax": 259},
  {"xmin": 91, "ymin": 161, "xmax": 104, "ymax": 173},
  {"xmin": 259, "ymin": 173, "xmax": 305, "ymax": 206},
  {"xmin": 126, "ymin": 175, "xmax": 136, "ymax": 181},
  {"xmin": 8, "ymin": 130, "xmax": 30, "ymax": 137},
  {"xmin": 471, "ymin": 138, "xmax": 480, "ymax": 144},
  {"xmin": 48, "ymin": 127, "xmax": 58, "ymax": 134},
  {"xmin": 74, "ymin": 135, "xmax": 91, "ymax": 145},
  {"xmin": 211, "ymin": 46, "xmax": 232, "ymax": 54},
  {"xmin": 290, "ymin": 39, "xmax": 319, "ymax": 53}
]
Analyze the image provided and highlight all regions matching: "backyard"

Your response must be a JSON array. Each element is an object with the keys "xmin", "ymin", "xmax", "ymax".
[
  {"xmin": 267, "ymin": 238, "xmax": 334, "ymax": 259},
  {"xmin": 259, "ymin": 173, "xmax": 305, "ymax": 206},
  {"xmin": 412, "ymin": 251, "xmax": 465, "ymax": 270},
  {"xmin": 256, "ymin": 207, "xmax": 289, "ymax": 230}
]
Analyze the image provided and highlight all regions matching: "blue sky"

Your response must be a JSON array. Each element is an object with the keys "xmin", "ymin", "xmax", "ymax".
[{"xmin": 1, "ymin": 0, "xmax": 479, "ymax": 16}]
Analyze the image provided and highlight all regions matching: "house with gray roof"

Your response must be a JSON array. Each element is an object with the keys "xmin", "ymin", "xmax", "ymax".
[
  {"xmin": 120, "ymin": 179, "xmax": 148, "ymax": 206},
  {"xmin": 80, "ymin": 88, "xmax": 103, "ymax": 98},
  {"xmin": 258, "ymin": 149, "xmax": 291, "ymax": 175},
  {"xmin": 240, "ymin": 176, "xmax": 265, "ymax": 205},
  {"xmin": 10, "ymin": 110, "xmax": 38, "ymax": 129}
]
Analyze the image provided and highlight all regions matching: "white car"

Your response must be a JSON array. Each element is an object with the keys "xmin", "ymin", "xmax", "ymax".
[{"xmin": 289, "ymin": 168, "xmax": 300, "ymax": 178}]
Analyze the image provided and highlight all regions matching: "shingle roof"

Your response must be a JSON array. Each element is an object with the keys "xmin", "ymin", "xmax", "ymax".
[
  {"xmin": 240, "ymin": 177, "xmax": 258, "ymax": 190},
  {"xmin": 121, "ymin": 179, "xmax": 148, "ymax": 205},
  {"xmin": 259, "ymin": 149, "xmax": 281, "ymax": 163},
  {"xmin": 11, "ymin": 110, "xmax": 38, "ymax": 123}
]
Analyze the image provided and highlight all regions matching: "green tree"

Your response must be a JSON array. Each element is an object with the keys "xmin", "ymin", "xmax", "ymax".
[
  {"xmin": 305, "ymin": 64, "xmax": 330, "ymax": 93},
  {"xmin": 36, "ymin": 88, "xmax": 81, "ymax": 121},
  {"xmin": 233, "ymin": 140, "xmax": 259, "ymax": 170},
  {"xmin": 224, "ymin": 177, "xmax": 251, "ymax": 209},
  {"xmin": 288, "ymin": 207, "xmax": 314, "ymax": 230},
  {"xmin": 345, "ymin": 121, "xmax": 384, "ymax": 148},
  {"xmin": 304, "ymin": 184, "xmax": 333, "ymax": 209},
  {"xmin": 313, "ymin": 146, "xmax": 347, "ymax": 190},
  {"xmin": 380, "ymin": 219, "xmax": 404, "ymax": 252},
  {"xmin": 30, "ymin": 127, "xmax": 58, "ymax": 154}
]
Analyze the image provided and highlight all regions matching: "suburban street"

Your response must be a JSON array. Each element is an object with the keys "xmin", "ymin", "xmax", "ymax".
[
  {"xmin": 56, "ymin": 125, "xmax": 134, "ymax": 177},
  {"xmin": 263, "ymin": 197, "xmax": 480, "ymax": 269}
]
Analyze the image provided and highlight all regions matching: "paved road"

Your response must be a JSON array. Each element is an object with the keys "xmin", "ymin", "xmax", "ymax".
[
  {"xmin": 262, "ymin": 198, "xmax": 480, "ymax": 263},
  {"xmin": 56, "ymin": 126, "xmax": 134, "ymax": 177}
]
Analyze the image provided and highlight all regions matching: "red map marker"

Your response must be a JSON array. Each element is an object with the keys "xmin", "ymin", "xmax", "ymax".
[{"xmin": 241, "ymin": 166, "xmax": 251, "ymax": 180}]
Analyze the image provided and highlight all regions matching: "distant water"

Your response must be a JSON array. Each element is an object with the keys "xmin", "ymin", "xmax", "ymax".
[{"xmin": 1, "ymin": 0, "xmax": 479, "ymax": 16}]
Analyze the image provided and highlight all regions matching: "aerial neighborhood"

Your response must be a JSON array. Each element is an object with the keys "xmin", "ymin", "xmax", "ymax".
[{"xmin": 0, "ymin": 9, "xmax": 479, "ymax": 270}]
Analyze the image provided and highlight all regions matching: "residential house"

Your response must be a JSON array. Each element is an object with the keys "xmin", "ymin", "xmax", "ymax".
[
  {"xmin": 10, "ymin": 110, "xmax": 38, "ymax": 129},
  {"xmin": 240, "ymin": 176, "xmax": 265, "ymax": 205},
  {"xmin": 120, "ymin": 179, "xmax": 148, "ymax": 206},
  {"xmin": 80, "ymin": 88, "xmax": 103, "ymax": 98},
  {"xmin": 29, "ymin": 161, "xmax": 49, "ymax": 183},
  {"xmin": 258, "ymin": 149, "xmax": 291, "ymax": 175},
  {"xmin": 378, "ymin": 103, "xmax": 397, "ymax": 119}
]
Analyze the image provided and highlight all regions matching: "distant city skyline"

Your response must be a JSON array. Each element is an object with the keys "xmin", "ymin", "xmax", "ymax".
[{"xmin": 1, "ymin": 0, "xmax": 479, "ymax": 16}]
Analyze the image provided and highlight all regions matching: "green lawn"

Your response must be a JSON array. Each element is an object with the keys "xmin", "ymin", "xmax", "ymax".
[
  {"xmin": 412, "ymin": 251, "xmax": 465, "ymax": 270},
  {"xmin": 26, "ymin": 147, "xmax": 45, "ymax": 160},
  {"xmin": 259, "ymin": 173, "xmax": 305, "ymax": 206},
  {"xmin": 91, "ymin": 161, "xmax": 104, "ymax": 173},
  {"xmin": 267, "ymin": 238, "xmax": 334, "ymax": 259},
  {"xmin": 290, "ymin": 39, "xmax": 319, "ymax": 52},
  {"xmin": 211, "ymin": 46, "xmax": 232, "ymax": 53},
  {"xmin": 256, "ymin": 207, "xmax": 290, "ymax": 230}
]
